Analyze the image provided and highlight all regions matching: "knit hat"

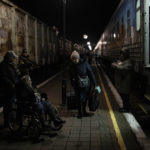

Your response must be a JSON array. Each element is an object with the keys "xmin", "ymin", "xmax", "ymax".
[
  {"xmin": 22, "ymin": 49, "xmax": 28, "ymax": 53},
  {"xmin": 41, "ymin": 93, "xmax": 48, "ymax": 100},
  {"xmin": 22, "ymin": 49, "xmax": 29, "ymax": 58},
  {"xmin": 70, "ymin": 50, "xmax": 80, "ymax": 60},
  {"xmin": 4, "ymin": 50, "xmax": 18, "ymax": 60}
]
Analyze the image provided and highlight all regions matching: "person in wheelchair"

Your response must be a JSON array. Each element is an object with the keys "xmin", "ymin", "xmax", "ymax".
[
  {"xmin": 33, "ymin": 91, "xmax": 65, "ymax": 131},
  {"xmin": 40, "ymin": 93, "xmax": 66, "ymax": 125},
  {"xmin": 16, "ymin": 66, "xmax": 64, "ymax": 131}
]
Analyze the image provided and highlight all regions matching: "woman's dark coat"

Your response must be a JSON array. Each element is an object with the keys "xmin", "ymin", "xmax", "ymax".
[{"xmin": 69, "ymin": 59, "xmax": 96, "ymax": 88}]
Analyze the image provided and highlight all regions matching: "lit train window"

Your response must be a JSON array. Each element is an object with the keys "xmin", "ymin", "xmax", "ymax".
[
  {"xmin": 136, "ymin": 0, "xmax": 141, "ymax": 31},
  {"xmin": 121, "ymin": 16, "xmax": 125, "ymax": 37},
  {"xmin": 127, "ymin": 10, "xmax": 131, "ymax": 36},
  {"xmin": 117, "ymin": 22, "xmax": 119, "ymax": 39}
]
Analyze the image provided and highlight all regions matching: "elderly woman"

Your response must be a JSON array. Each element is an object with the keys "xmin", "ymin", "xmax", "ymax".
[{"xmin": 69, "ymin": 50, "xmax": 96, "ymax": 118}]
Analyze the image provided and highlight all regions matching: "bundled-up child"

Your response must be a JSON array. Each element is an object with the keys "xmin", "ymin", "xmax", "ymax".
[{"xmin": 40, "ymin": 93, "xmax": 66, "ymax": 127}]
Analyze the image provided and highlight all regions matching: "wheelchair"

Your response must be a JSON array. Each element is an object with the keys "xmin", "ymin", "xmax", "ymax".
[
  {"xmin": 7, "ymin": 90, "xmax": 63, "ymax": 141},
  {"xmin": 7, "ymin": 99, "xmax": 42, "ymax": 140}
]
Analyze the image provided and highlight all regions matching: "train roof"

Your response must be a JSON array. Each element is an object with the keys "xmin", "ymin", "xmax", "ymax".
[{"xmin": 94, "ymin": 0, "xmax": 124, "ymax": 51}]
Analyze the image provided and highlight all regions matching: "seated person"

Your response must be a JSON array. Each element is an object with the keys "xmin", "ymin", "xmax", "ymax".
[
  {"xmin": 34, "ymin": 91, "xmax": 65, "ymax": 130},
  {"xmin": 40, "ymin": 93, "xmax": 66, "ymax": 124},
  {"xmin": 16, "ymin": 69, "xmax": 64, "ymax": 130}
]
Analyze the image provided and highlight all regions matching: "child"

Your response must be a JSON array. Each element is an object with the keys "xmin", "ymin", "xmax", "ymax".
[{"xmin": 40, "ymin": 93, "xmax": 66, "ymax": 129}]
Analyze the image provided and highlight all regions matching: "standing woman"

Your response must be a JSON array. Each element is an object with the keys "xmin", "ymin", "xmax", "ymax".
[{"xmin": 69, "ymin": 51, "xmax": 96, "ymax": 119}]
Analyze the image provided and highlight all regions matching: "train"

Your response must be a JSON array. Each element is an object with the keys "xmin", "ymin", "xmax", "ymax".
[
  {"xmin": 94, "ymin": 0, "xmax": 150, "ymax": 95},
  {"xmin": 0, "ymin": 0, "xmax": 88, "ymax": 84}
]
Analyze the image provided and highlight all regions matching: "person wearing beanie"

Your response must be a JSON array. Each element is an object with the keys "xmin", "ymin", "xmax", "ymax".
[
  {"xmin": 70, "ymin": 50, "xmax": 80, "ymax": 64},
  {"xmin": 69, "ymin": 50, "xmax": 96, "ymax": 119},
  {"xmin": 18, "ymin": 49, "xmax": 37, "ymax": 75},
  {"xmin": 112, "ymin": 48, "xmax": 133, "ymax": 113}
]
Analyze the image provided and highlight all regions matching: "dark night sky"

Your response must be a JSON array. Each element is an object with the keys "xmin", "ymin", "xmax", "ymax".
[{"xmin": 10, "ymin": 0, "xmax": 120, "ymax": 45}]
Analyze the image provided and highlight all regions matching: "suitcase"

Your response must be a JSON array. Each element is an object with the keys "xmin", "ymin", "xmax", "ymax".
[{"xmin": 66, "ymin": 90, "xmax": 78, "ymax": 110}]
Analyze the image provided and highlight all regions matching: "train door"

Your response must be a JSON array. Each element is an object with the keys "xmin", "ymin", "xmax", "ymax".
[{"xmin": 144, "ymin": 0, "xmax": 150, "ymax": 66}]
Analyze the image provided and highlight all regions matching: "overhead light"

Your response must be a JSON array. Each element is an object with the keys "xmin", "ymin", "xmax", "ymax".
[
  {"xmin": 87, "ymin": 41, "xmax": 91, "ymax": 45},
  {"xmin": 83, "ymin": 34, "xmax": 88, "ymax": 39},
  {"xmin": 113, "ymin": 33, "xmax": 116, "ymax": 38}
]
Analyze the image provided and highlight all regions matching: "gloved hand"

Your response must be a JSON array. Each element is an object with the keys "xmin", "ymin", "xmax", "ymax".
[{"xmin": 94, "ymin": 85, "xmax": 101, "ymax": 94}]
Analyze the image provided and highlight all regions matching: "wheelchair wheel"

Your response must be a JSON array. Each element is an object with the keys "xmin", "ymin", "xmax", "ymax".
[
  {"xmin": 8, "ymin": 108, "xmax": 22, "ymax": 133},
  {"xmin": 51, "ymin": 121, "xmax": 63, "ymax": 131},
  {"xmin": 27, "ymin": 118, "xmax": 41, "ymax": 140}
]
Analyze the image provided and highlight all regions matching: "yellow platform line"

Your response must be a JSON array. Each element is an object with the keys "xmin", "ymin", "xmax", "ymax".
[
  {"xmin": 144, "ymin": 94, "xmax": 150, "ymax": 102},
  {"xmin": 138, "ymin": 103, "xmax": 148, "ymax": 114},
  {"xmin": 96, "ymin": 66, "xmax": 126, "ymax": 150}
]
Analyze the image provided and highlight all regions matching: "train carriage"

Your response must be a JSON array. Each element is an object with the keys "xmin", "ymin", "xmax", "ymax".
[
  {"xmin": 0, "ymin": 0, "xmax": 88, "ymax": 82},
  {"xmin": 95, "ymin": 0, "xmax": 150, "ymax": 94},
  {"xmin": 0, "ymin": 0, "xmax": 73, "ymax": 86}
]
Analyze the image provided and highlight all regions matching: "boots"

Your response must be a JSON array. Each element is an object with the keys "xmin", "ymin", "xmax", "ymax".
[
  {"xmin": 77, "ymin": 100, "xmax": 83, "ymax": 119},
  {"xmin": 77, "ymin": 102, "xmax": 90, "ymax": 118},
  {"xmin": 77, "ymin": 100, "xmax": 82, "ymax": 119},
  {"xmin": 82, "ymin": 102, "xmax": 90, "ymax": 117},
  {"xmin": 56, "ymin": 117, "xmax": 66, "ymax": 124}
]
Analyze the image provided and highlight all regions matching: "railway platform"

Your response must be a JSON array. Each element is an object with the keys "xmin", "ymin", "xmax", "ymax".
[{"xmin": 0, "ymin": 64, "xmax": 150, "ymax": 150}]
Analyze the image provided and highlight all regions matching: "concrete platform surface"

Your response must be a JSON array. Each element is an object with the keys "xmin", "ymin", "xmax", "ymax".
[{"xmin": 0, "ymin": 67, "xmax": 148, "ymax": 150}]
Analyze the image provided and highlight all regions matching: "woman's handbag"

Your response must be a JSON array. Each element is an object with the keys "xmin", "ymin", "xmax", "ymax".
[
  {"xmin": 88, "ymin": 89, "xmax": 100, "ymax": 111},
  {"xmin": 77, "ymin": 75, "xmax": 89, "ymax": 88}
]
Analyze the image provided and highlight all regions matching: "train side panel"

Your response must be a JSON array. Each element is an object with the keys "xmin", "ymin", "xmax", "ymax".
[
  {"xmin": 95, "ymin": 0, "xmax": 145, "ymax": 72},
  {"xmin": 0, "ymin": 2, "xmax": 12, "ymax": 61},
  {"xmin": 0, "ymin": 0, "xmax": 86, "ymax": 69},
  {"xmin": 15, "ymin": 9, "xmax": 25, "ymax": 56},
  {"xmin": 0, "ymin": 0, "xmax": 62, "ymax": 66},
  {"xmin": 95, "ymin": 0, "xmax": 150, "ymax": 94},
  {"xmin": 28, "ymin": 16, "xmax": 35, "ymax": 62}
]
